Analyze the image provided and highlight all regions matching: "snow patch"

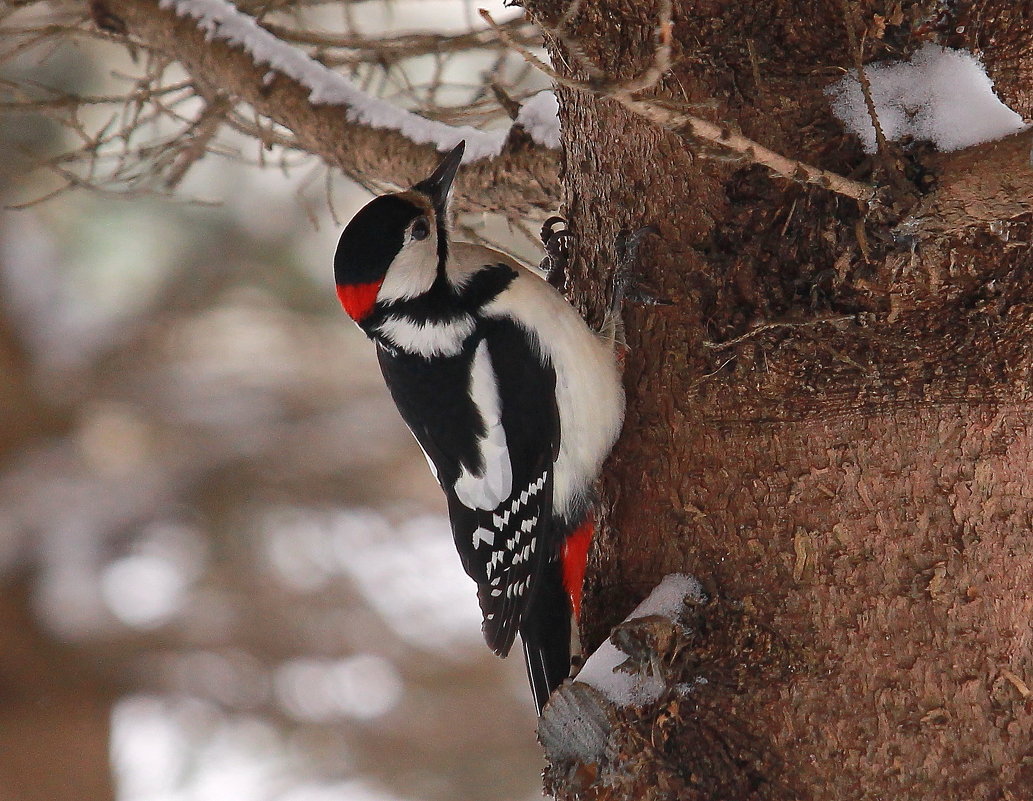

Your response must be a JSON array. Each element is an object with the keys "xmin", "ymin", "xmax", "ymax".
[
  {"xmin": 575, "ymin": 573, "xmax": 704, "ymax": 707},
  {"xmin": 159, "ymin": 0, "xmax": 561, "ymax": 160},
  {"xmin": 826, "ymin": 44, "xmax": 1027, "ymax": 153},
  {"xmin": 516, "ymin": 90, "xmax": 562, "ymax": 149}
]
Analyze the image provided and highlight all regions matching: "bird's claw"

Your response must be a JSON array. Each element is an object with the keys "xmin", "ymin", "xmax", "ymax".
[{"xmin": 540, "ymin": 216, "xmax": 574, "ymax": 289}]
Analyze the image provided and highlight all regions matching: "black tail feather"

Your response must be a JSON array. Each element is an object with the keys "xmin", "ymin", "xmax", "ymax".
[{"xmin": 519, "ymin": 560, "xmax": 572, "ymax": 715}]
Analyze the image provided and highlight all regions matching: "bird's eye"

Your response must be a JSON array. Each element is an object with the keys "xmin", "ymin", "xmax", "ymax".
[{"xmin": 411, "ymin": 218, "xmax": 430, "ymax": 241}]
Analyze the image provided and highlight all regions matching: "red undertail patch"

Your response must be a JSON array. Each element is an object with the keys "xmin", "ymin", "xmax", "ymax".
[
  {"xmin": 336, "ymin": 281, "xmax": 381, "ymax": 322},
  {"xmin": 561, "ymin": 514, "xmax": 594, "ymax": 620}
]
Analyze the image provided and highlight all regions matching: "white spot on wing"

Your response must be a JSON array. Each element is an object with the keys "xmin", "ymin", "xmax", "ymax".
[{"xmin": 472, "ymin": 527, "xmax": 494, "ymax": 548}]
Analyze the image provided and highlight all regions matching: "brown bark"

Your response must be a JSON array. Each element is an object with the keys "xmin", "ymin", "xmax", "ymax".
[{"xmin": 524, "ymin": 1, "xmax": 1033, "ymax": 798}]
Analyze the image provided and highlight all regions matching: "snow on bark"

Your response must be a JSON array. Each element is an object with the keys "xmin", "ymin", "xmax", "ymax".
[
  {"xmin": 575, "ymin": 573, "xmax": 704, "ymax": 706},
  {"xmin": 515, "ymin": 91, "xmax": 561, "ymax": 149},
  {"xmin": 158, "ymin": 0, "xmax": 560, "ymax": 161},
  {"xmin": 827, "ymin": 44, "xmax": 1027, "ymax": 153},
  {"xmin": 538, "ymin": 573, "xmax": 706, "ymax": 771}
]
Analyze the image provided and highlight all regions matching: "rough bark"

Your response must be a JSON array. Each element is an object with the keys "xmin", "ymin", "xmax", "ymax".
[
  {"xmin": 524, "ymin": 1, "xmax": 1033, "ymax": 798},
  {"xmin": 92, "ymin": 0, "xmax": 561, "ymax": 216}
]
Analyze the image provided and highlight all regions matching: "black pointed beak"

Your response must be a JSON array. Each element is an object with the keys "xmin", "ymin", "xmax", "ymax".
[{"xmin": 414, "ymin": 141, "xmax": 465, "ymax": 210}]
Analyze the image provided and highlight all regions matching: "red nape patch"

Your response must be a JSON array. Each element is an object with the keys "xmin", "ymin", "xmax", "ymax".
[
  {"xmin": 561, "ymin": 515, "xmax": 595, "ymax": 620},
  {"xmin": 336, "ymin": 281, "xmax": 381, "ymax": 321}
]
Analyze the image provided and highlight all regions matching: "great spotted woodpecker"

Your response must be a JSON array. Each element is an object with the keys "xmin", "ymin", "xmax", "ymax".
[{"xmin": 333, "ymin": 142, "xmax": 625, "ymax": 714}]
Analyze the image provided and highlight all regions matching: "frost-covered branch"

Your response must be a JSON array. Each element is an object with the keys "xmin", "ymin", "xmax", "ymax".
[
  {"xmin": 9, "ymin": 0, "xmax": 562, "ymax": 213},
  {"xmin": 156, "ymin": 0, "xmax": 555, "ymax": 161}
]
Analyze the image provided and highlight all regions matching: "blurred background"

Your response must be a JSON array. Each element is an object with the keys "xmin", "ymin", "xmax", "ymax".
[{"xmin": 0, "ymin": 1, "xmax": 553, "ymax": 799}]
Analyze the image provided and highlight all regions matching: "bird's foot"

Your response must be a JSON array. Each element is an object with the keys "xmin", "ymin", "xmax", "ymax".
[{"xmin": 539, "ymin": 216, "xmax": 574, "ymax": 289}]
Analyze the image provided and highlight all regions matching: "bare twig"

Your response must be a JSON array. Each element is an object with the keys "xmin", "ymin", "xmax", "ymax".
[
  {"xmin": 616, "ymin": 96, "xmax": 875, "ymax": 202},
  {"xmin": 836, "ymin": 0, "xmax": 910, "ymax": 196},
  {"xmin": 164, "ymin": 93, "xmax": 231, "ymax": 188},
  {"xmin": 746, "ymin": 39, "xmax": 767, "ymax": 107},
  {"xmin": 260, "ymin": 15, "xmax": 535, "ymax": 59},
  {"xmin": 702, "ymin": 316, "xmax": 855, "ymax": 351},
  {"xmin": 480, "ymin": 8, "xmax": 876, "ymax": 204},
  {"xmin": 614, "ymin": 0, "xmax": 672, "ymax": 94},
  {"xmin": 837, "ymin": 0, "xmax": 888, "ymax": 156}
]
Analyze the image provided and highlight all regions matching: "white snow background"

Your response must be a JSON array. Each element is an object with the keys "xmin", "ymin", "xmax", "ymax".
[{"xmin": 827, "ymin": 44, "xmax": 1027, "ymax": 153}]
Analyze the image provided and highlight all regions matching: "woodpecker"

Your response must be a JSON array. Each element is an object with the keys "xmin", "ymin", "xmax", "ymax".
[{"xmin": 333, "ymin": 142, "xmax": 626, "ymax": 714}]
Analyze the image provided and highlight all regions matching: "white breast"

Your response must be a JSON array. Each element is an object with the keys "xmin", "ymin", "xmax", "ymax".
[{"xmin": 376, "ymin": 313, "xmax": 475, "ymax": 358}]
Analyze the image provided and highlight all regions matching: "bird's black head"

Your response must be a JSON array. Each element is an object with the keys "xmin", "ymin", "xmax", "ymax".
[{"xmin": 334, "ymin": 141, "xmax": 465, "ymax": 323}]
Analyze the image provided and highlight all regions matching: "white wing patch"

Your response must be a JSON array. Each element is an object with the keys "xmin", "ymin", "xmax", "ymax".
[
  {"xmin": 453, "ymin": 339, "xmax": 513, "ymax": 511},
  {"xmin": 472, "ymin": 527, "xmax": 495, "ymax": 548}
]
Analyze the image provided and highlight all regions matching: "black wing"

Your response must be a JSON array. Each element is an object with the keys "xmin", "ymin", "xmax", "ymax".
[{"xmin": 377, "ymin": 317, "xmax": 560, "ymax": 657}]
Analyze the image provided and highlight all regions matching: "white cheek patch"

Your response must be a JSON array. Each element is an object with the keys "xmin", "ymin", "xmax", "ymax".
[
  {"xmin": 453, "ymin": 340, "xmax": 513, "ymax": 511},
  {"xmin": 377, "ymin": 235, "xmax": 438, "ymax": 304}
]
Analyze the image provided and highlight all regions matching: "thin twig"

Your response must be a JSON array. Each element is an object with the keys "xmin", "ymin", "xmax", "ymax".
[
  {"xmin": 621, "ymin": 96, "xmax": 875, "ymax": 201},
  {"xmin": 260, "ymin": 16, "xmax": 533, "ymax": 57},
  {"xmin": 165, "ymin": 93, "xmax": 231, "ymax": 188},
  {"xmin": 702, "ymin": 316, "xmax": 855, "ymax": 350},
  {"xmin": 480, "ymin": 9, "xmax": 875, "ymax": 204},
  {"xmin": 2, "ymin": 3, "xmax": 545, "ymax": 209},
  {"xmin": 837, "ymin": 0, "xmax": 888, "ymax": 155},
  {"xmin": 837, "ymin": 0, "xmax": 909, "ymax": 196},
  {"xmin": 615, "ymin": 0, "xmax": 673, "ymax": 94},
  {"xmin": 746, "ymin": 39, "xmax": 767, "ymax": 107}
]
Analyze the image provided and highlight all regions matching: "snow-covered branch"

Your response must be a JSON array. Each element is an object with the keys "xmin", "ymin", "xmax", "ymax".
[
  {"xmin": 90, "ymin": 0, "xmax": 562, "ymax": 214},
  {"xmin": 157, "ymin": 0, "xmax": 558, "ymax": 161}
]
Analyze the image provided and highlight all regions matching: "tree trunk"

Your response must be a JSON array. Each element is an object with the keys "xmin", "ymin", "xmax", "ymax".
[{"xmin": 526, "ymin": 1, "xmax": 1033, "ymax": 798}]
